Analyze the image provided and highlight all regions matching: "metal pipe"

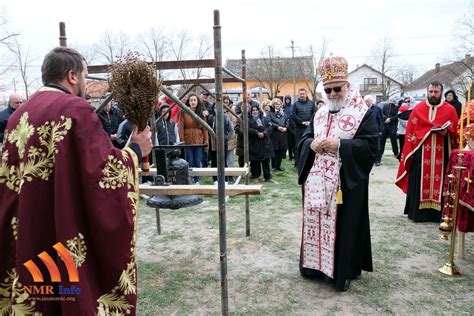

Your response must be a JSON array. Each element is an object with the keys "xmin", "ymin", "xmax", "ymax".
[
  {"xmin": 160, "ymin": 87, "xmax": 216, "ymax": 140},
  {"xmin": 155, "ymin": 85, "xmax": 197, "ymax": 124},
  {"xmin": 196, "ymin": 84, "xmax": 242, "ymax": 124},
  {"xmin": 214, "ymin": 10, "xmax": 229, "ymax": 316},
  {"xmin": 95, "ymin": 92, "xmax": 114, "ymax": 114},
  {"xmin": 86, "ymin": 75, "xmax": 108, "ymax": 81},
  {"xmin": 242, "ymin": 50, "xmax": 250, "ymax": 237},
  {"xmin": 59, "ymin": 22, "xmax": 67, "ymax": 47},
  {"xmin": 223, "ymin": 67, "xmax": 245, "ymax": 83},
  {"xmin": 224, "ymin": 105, "xmax": 242, "ymax": 123},
  {"xmin": 234, "ymin": 175, "xmax": 242, "ymax": 185}
]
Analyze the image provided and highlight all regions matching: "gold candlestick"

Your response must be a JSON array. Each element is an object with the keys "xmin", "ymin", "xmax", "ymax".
[
  {"xmin": 439, "ymin": 154, "xmax": 466, "ymax": 276},
  {"xmin": 440, "ymin": 173, "xmax": 455, "ymax": 240}
]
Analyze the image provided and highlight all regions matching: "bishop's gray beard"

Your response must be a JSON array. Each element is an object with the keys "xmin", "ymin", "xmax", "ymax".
[{"xmin": 326, "ymin": 98, "xmax": 344, "ymax": 112}]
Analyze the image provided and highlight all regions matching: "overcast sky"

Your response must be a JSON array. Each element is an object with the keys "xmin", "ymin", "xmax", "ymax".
[{"xmin": 1, "ymin": 0, "xmax": 472, "ymax": 98}]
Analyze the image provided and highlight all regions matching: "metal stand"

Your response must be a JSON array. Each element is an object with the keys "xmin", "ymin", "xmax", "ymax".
[{"xmin": 439, "ymin": 154, "xmax": 466, "ymax": 276}]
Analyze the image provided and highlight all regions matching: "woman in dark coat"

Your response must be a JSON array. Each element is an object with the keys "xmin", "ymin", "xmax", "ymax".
[
  {"xmin": 248, "ymin": 104, "xmax": 273, "ymax": 181},
  {"xmin": 268, "ymin": 98, "xmax": 288, "ymax": 171},
  {"xmin": 445, "ymin": 90, "xmax": 462, "ymax": 118}
]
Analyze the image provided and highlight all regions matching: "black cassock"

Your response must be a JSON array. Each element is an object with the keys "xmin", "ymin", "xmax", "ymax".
[
  {"xmin": 297, "ymin": 107, "xmax": 378, "ymax": 291},
  {"xmin": 403, "ymin": 137, "xmax": 450, "ymax": 222}
]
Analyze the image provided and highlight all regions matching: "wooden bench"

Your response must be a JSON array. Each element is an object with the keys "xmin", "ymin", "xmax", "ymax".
[
  {"xmin": 140, "ymin": 167, "xmax": 249, "ymax": 177},
  {"xmin": 139, "ymin": 184, "xmax": 261, "ymax": 196},
  {"xmin": 139, "ymin": 184, "xmax": 262, "ymax": 234}
]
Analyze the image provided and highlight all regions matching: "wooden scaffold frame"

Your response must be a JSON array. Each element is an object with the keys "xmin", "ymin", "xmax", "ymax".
[{"xmin": 58, "ymin": 10, "xmax": 257, "ymax": 315}]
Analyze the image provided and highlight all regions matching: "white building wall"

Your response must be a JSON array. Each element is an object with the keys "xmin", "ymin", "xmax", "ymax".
[{"xmin": 349, "ymin": 66, "xmax": 402, "ymax": 101}]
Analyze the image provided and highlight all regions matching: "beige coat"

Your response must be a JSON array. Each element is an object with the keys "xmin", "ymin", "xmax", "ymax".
[{"xmin": 177, "ymin": 110, "xmax": 208, "ymax": 151}]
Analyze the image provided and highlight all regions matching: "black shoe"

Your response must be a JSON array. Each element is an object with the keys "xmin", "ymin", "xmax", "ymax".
[
  {"xmin": 337, "ymin": 279, "xmax": 351, "ymax": 292},
  {"xmin": 276, "ymin": 167, "xmax": 285, "ymax": 171},
  {"xmin": 374, "ymin": 162, "xmax": 381, "ymax": 166}
]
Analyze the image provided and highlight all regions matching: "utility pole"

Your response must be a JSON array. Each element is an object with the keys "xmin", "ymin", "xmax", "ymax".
[{"xmin": 290, "ymin": 40, "xmax": 296, "ymax": 102}]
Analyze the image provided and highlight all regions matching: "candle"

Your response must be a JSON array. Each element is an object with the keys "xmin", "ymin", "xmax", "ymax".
[
  {"xmin": 467, "ymin": 80, "xmax": 472, "ymax": 128},
  {"xmin": 460, "ymin": 102, "xmax": 464, "ymax": 148}
]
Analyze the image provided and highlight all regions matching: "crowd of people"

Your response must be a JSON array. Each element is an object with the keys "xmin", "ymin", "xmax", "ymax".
[{"xmin": 0, "ymin": 47, "xmax": 468, "ymax": 315}]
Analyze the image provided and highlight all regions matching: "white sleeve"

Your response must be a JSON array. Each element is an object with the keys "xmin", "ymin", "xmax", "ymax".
[{"xmin": 174, "ymin": 124, "xmax": 180, "ymax": 143}]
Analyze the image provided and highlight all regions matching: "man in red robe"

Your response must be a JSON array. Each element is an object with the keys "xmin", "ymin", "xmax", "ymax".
[
  {"xmin": 0, "ymin": 47, "xmax": 152, "ymax": 315},
  {"xmin": 396, "ymin": 81, "xmax": 458, "ymax": 222}
]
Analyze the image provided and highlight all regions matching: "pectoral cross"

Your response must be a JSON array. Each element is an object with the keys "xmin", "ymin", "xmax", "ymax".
[{"xmin": 465, "ymin": 174, "xmax": 472, "ymax": 193}]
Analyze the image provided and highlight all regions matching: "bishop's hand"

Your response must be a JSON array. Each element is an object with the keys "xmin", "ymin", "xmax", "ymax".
[
  {"xmin": 310, "ymin": 138, "xmax": 323, "ymax": 154},
  {"xmin": 321, "ymin": 137, "xmax": 339, "ymax": 153}
]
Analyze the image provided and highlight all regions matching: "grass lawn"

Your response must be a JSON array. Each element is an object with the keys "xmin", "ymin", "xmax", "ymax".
[{"xmin": 135, "ymin": 152, "xmax": 474, "ymax": 315}]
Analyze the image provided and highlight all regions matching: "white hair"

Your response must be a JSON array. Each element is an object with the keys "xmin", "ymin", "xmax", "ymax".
[{"xmin": 363, "ymin": 95, "xmax": 374, "ymax": 102}]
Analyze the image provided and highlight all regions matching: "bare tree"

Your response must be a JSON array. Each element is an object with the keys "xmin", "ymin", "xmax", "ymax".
[
  {"xmin": 396, "ymin": 63, "xmax": 418, "ymax": 88},
  {"xmin": 0, "ymin": 9, "xmax": 19, "ymax": 93},
  {"xmin": 452, "ymin": 2, "xmax": 474, "ymax": 56},
  {"xmin": 447, "ymin": 3, "xmax": 474, "ymax": 99},
  {"xmin": 139, "ymin": 27, "xmax": 168, "ymax": 79},
  {"xmin": 296, "ymin": 40, "xmax": 327, "ymax": 101},
  {"xmin": 444, "ymin": 56, "xmax": 473, "ymax": 100},
  {"xmin": 168, "ymin": 31, "xmax": 212, "ymax": 92},
  {"xmin": 168, "ymin": 30, "xmax": 191, "ymax": 92},
  {"xmin": 369, "ymin": 37, "xmax": 400, "ymax": 99},
  {"xmin": 95, "ymin": 30, "xmax": 133, "ymax": 64},
  {"xmin": 194, "ymin": 34, "xmax": 212, "ymax": 80},
  {"xmin": 8, "ymin": 37, "xmax": 37, "ymax": 98},
  {"xmin": 250, "ymin": 45, "xmax": 287, "ymax": 99},
  {"xmin": 71, "ymin": 43, "xmax": 97, "ymax": 65},
  {"xmin": 0, "ymin": 9, "xmax": 18, "ymax": 49}
]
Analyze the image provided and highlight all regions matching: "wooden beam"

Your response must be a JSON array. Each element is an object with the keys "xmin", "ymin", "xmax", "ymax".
[
  {"xmin": 138, "ymin": 184, "xmax": 262, "ymax": 197},
  {"xmin": 162, "ymin": 78, "xmax": 239, "ymax": 86},
  {"xmin": 88, "ymin": 59, "xmax": 216, "ymax": 74},
  {"xmin": 140, "ymin": 167, "xmax": 249, "ymax": 177}
]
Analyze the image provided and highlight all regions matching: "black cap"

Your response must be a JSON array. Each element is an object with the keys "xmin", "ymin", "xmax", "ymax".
[{"xmin": 201, "ymin": 91, "xmax": 210, "ymax": 95}]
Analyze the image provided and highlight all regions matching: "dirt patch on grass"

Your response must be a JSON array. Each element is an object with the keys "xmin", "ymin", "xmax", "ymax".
[{"xmin": 136, "ymin": 155, "xmax": 474, "ymax": 315}]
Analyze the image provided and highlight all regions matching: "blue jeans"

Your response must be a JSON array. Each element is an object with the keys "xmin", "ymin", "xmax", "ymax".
[{"xmin": 186, "ymin": 147, "xmax": 203, "ymax": 183}]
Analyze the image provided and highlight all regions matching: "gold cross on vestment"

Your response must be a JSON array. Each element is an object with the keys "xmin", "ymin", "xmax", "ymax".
[{"xmin": 465, "ymin": 174, "xmax": 472, "ymax": 193}]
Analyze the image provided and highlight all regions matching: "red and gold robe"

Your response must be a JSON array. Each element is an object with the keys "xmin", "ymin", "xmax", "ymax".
[
  {"xmin": 396, "ymin": 99, "xmax": 458, "ymax": 210},
  {"xmin": 0, "ymin": 86, "xmax": 139, "ymax": 315}
]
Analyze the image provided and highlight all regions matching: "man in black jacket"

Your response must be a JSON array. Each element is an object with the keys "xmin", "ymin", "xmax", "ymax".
[
  {"xmin": 98, "ymin": 100, "xmax": 124, "ymax": 148},
  {"xmin": 377, "ymin": 98, "xmax": 399, "ymax": 163},
  {"xmin": 291, "ymin": 88, "xmax": 316, "ymax": 167},
  {"xmin": 0, "ymin": 94, "xmax": 23, "ymax": 143},
  {"xmin": 364, "ymin": 95, "xmax": 384, "ymax": 166}
]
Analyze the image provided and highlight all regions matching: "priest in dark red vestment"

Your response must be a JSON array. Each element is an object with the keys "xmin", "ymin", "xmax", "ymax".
[
  {"xmin": 297, "ymin": 55, "xmax": 378, "ymax": 291},
  {"xmin": 396, "ymin": 81, "xmax": 458, "ymax": 222},
  {"xmin": 0, "ymin": 47, "xmax": 152, "ymax": 315}
]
